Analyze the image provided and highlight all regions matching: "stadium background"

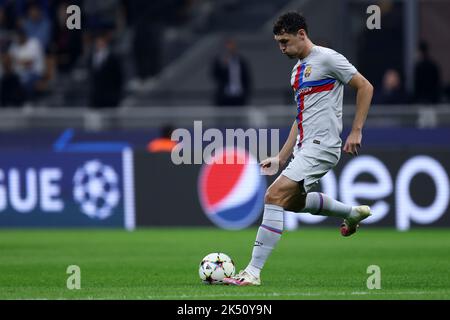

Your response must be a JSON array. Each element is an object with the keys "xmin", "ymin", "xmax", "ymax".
[
  {"xmin": 1, "ymin": 0, "xmax": 449, "ymax": 230},
  {"xmin": 0, "ymin": 0, "xmax": 450, "ymax": 300}
]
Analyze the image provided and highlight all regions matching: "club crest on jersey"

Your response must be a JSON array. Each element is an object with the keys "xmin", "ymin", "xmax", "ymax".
[{"xmin": 304, "ymin": 65, "xmax": 312, "ymax": 78}]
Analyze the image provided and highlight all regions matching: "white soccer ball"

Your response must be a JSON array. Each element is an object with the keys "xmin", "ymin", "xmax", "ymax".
[{"xmin": 198, "ymin": 252, "xmax": 235, "ymax": 284}]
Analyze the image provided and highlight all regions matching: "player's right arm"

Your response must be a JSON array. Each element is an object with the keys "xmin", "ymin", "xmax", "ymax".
[
  {"xmin": 278, "ymin": 120, "xmax": 298, "ymax": 165},
  {"xmin": 260, "ymin": 120, "xmax": 297, "ymax": 174}
]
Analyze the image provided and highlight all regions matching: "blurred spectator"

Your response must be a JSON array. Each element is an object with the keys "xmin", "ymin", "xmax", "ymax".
[
  {"xmin": 413, "ymin": 41, "xmax": 441, "ymax": 104},
  {"xmin": 0, "ymin": 0, "xmax": 19, "ymax": 31},
  {"xmin": 373, "ymin": 69, "xmax": 407, "ymax": 104},
  {"xmin": 10, "ymin": 0, "xmax": 50, "ymax": 18},
  {"xmin": 22, "ymin": 2, "xmax": 52, "ymax": 50},
  {"xmin": 9, "ymin": 27, "xmax": 45, "ymax": 100},
  {"xmin": 147, "ymin": 125, "xmax": 177, "ymax": 153},
  {"xmin": 88, "ymin": 33, "xmax": 123, "ymax": 108},
  {"xmin": 51, "ymin": 1, "xmax": 82, "ymax": 73},
  {"xmin": 357, "ymin": 0, "xmax": 404, "ymax": 91},
  {"xmin": 0, "ymin": 53, "xmax": 25, "ymax": 107},
  {"xmin": 211, "ymin": 38, "xmax": 251, "ymax": 106},
  {"xmin": 0, "ymin": 7, "xmax": 10, "ymax": 52}
]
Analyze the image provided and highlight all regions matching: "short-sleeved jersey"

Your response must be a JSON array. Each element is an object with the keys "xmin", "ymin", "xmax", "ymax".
[{"xmin": 290, "ymin": 46, "xmax": 357, "ymax": 150}]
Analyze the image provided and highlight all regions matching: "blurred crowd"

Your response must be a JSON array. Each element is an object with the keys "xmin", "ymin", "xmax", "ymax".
[
  {"xmin": 211, "ymin": 38, "xmax": 449, "ymax": 108},
  {"xmin": 0, "ymin": 0, "xmax": 449, "ymax": 109},
  {"xmin": 0, "ymin": 0, "xmax": 82, "ymax": 106},
  {"xmin": 372, "ymin": 41, "xmax": 445, "ymax": 105},
  {"xmin": 0, "ymin": 0, "xmax": 203, "ymax": 107}
]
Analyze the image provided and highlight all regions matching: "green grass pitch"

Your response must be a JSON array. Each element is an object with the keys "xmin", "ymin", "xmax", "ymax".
[{"xmin": 0, "ymin": 228, "xmax": 449, "ymax": 299}]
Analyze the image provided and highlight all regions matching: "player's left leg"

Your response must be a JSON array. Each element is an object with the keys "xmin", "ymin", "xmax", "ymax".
[
  {"xmin": 299, "ymin": 191, "xmax": 358, "ymax": 218},
  {"xmin": 298, "ymin": 192, "xmax": 371, "ymax": 236},
  {"xmin": 283, "ymin": 147, "xmax": 371, "ymax": 237}
]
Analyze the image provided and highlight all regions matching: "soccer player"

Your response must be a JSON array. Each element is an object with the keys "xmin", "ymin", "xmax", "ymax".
[{"xmin": 224, "ymin": 12, "xmax": 374, "ymax": 286}]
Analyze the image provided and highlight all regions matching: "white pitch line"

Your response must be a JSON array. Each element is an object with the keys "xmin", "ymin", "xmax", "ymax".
[
  {"xmin": 14, "ymin": 291, "xmax": 443, "ymax": 300},
  {"xmin": 145, "ymin": 291, "xmax": 435, "ymax": 299}
]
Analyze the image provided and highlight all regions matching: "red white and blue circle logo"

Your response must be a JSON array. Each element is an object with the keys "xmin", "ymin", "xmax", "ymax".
[{"xmin": 198, "ymin": 148, "xmax": 266, "ymax": 230}]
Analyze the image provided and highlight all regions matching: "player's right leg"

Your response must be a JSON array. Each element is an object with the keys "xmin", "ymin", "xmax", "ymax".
[{"xmin": 224, "ymin": 175, "xmax": 302, "ymax": 286}]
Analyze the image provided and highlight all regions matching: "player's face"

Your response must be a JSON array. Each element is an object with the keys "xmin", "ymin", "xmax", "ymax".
[{"xmin": 274, "ymin": 31, "xmax": 306, "ymax": 59}]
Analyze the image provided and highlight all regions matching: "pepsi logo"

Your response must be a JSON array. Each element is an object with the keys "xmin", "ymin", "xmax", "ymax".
[{"xmin": 198, "ymin": 147, "xmax": 266, "ymax": 230}]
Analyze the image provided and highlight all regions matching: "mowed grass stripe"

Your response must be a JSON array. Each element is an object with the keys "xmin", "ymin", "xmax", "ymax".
[{"xmin": 0, "ymin": 228, "xmax": 449, "ymax": 299}]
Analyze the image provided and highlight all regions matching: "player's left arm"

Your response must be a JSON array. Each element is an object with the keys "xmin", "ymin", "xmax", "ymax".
[{"xmin": 345, "ymin": 72, "xmax": 374, "ymax": 156}]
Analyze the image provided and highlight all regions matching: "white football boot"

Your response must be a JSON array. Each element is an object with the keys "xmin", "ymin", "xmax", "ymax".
[
  {"xmin": 223, "ymin": 270, "xmax": 261, "ymax": 286},
  {"xmin": 340, "ymin": 205, "xmax": 372, "ymax": 237}
]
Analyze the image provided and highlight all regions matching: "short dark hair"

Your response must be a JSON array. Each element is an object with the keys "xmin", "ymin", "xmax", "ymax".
[{"xmin": 273, "ymin": 12, "xmax": 308, "ymax": 35}]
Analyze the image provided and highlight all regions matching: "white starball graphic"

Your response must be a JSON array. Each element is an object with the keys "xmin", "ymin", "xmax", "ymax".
[{"xmin": 73, "ymin": 160, "xmax": 120, "ymax": 219}]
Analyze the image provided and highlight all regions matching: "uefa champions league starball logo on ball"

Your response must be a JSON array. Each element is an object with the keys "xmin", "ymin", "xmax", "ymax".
[{"xmin": 73, "ymin": 160, "xmax": 120, "ymax": 220}]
